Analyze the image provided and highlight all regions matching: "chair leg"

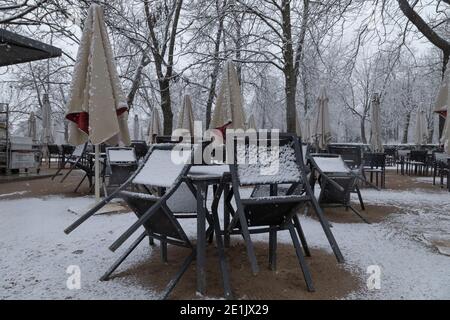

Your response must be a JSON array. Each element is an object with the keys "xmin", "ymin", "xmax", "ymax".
[
  {"xmin": 307, "ymin": 191, "xmax": 344, "ymax": 263},
  {"xmin": 160, "ymin": 236, "xmax": 168, "ymax": 263},
  {"xmin": 74, "ymin": 174, "xmax": 87, "ymax": 193},
  {"xmin": 292, "ymin": 214, "xmax": 311, "ymax": 257},
  {"xmin": 211, "ymin": 201, "xmax": 233, "ymax": 300},
  {"xmin": 100, "ymin": 231, "xmax": 147, "ymax": 281},
  {"xmin": 159, "ymin": 251, "xmax": 195, "ymax": 300},
  {"xmin": 355, "ymin": 185, "xmax": 365, "ymax": 210},
  {"xmin": 287, "ymin": 222, "xmax": 315, "ymax": 292},
  {"xmin": 269, "ymin": 228, "xmax": 277, "ymax": 271},
  {"xmin": 349, "ymin": 206, "xmax": 371, "ymax": 224},
  {"xmin": 223, "ymin": 185, "xmax": 231, "ymax": 248},
  {"xmin": 236, "ymin": 208, "xmax": 259, "ymax": 275}
]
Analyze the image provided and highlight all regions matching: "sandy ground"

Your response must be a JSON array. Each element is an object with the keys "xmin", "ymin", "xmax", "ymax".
[
  {"xmin": 116, "ymin": 243, "xmax": 360, "ymax": 300},
  {"xmin": 1, "ymin": 167, "xmax": 449, "ymax": 300}
]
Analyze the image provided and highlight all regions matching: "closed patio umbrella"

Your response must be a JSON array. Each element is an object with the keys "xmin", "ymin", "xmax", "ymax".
[
  {"xmin": 312, "ymin": 87, "xmax": 331, "ymax": 151},
  {"xmin": 369, "ymin": 93, "xmax": 383, "ymax": 153},
  {"xmin": 133, "ymin": 114, "xmax": 140, "ymax": 140},
  {"xmin": 28, "ymin": 111, "xmax": 37, "ymax": 141},
  {"xmin": 147, "ymin": 108, "xmax": 162, "ymax": 143},
  {"xmin": 414, "ymin": 109, "xmax": 428, "ymax": 146},
  {"xmin": 435, "ymin": 61, "xmax": 449, "ymax": 116},
  {"xmin": 210, "ymin": 60, "xmax": 246, "ymax": 130},
  {"xmin": 41, "ymin": 94, "xmax": 53, "ymax": 145},
  {"xmin": 247, "ymin": 114, "xmax": 257, "ymax": 130},
  {"xmin": 302, "ymin": 116, "xmax": 312, "ymax": 144},
  {"xmin": 176, "ymin": 95, "xmax": 195, "ymax": 136},
  {"xmin": 65, "ymin": 4, "xmax": 131, "ymax": 201},
  {"xmin": 441, "ymin": 104, "xmax": 450, "ymax": 154}
]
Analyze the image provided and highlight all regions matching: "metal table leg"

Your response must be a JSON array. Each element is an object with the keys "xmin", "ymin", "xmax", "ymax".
[{"xmin": 195, "ymin": 181, "xmax": 207, "ymax": 295}]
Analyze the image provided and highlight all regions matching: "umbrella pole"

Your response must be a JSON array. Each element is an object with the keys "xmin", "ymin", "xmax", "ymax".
[{"xmin": 95, "ymin": 144, "xmax": 100, "ymax": 202}]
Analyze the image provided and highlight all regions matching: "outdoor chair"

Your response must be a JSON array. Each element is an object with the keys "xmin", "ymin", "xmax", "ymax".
[
  {"xmin": 64, "ymin": 143, "xmax": 198, "ymax": 299},
  {"xmin": 396, "ymin": 149, "xmax": 410, "ymax": 175},
  {"xmin": 103, "ymin": 147, "xmax": 138, "ymax": 196},
  {"xmin": 363, "ymin": 152, "xmax": 386, "ymax": 189},
  {"xmin": 433, "ymin": 153, "xmax": 450, "ymax": 191},
  {"xmin": 384, "ymin": 147, "xmax": 396, "ymax": 167},
  {"xmin": 54, "ymin": 143, "xmax": 93, "ymax": 192},
  {"xmin": 309, "ymin": 153, "xmax": 370, "ymax": 224},
  {"xmin": 406, "ymin": 150, "xmax": 429, "ymax": 176},
  {"xmin": 327, "ymin": 145, "xmax": 370, "ymax": 200},
  {"xmin": 328, "ymin": 145, "xmax": 362, "ymax": 169},
  {"xmin": 47, "ymin": 144, "xmax": 62, "ymax": 168},
  {"xmin": 130, "ymin": 140, "xmax": 148, "ymax": 161},
  {"xmin": 61, "ymin": 144, "xmax": 75, "ymax": 168},
  {"xmin": 226, "ymin": 134, "xmax": 345, "ymax": 293}
]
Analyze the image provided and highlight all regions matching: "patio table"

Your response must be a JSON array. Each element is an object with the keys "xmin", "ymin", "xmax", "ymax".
[{"xmin": 184, "ymin": 165, "xmax": 233, "ymax": 299}]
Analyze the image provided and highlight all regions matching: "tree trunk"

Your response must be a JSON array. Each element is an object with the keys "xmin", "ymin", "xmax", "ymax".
[
  {"xmin": 402, "ymin": 111, "xmax": 411, "ymax": 144},
  {"xmin": 360, "ymin": 117, "xmax": 367, "ymax": 144},
  {"xmin": 281, "ymin": 0, "xmax": 297, "ymax": 133},
  {"xmin": 159, "ymin": 79, "xmax": 173, "ymax": 135}
]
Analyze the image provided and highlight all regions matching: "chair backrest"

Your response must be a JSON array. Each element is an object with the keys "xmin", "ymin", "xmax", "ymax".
[
  {"xmin": 328, "ymin": 145, "xmax": 362, "ymax": 168},
  {"xmin": 363, "ymin": 152, "xmax": 386, "ymax": 168},
  {"xmin": 107, "ymin": 147, "xmax": 137, "ymax": 165},
  {"xmin": 130, "ymin": 140, "xmax": 149, "ymax": 159},
  {"xmin": 72, "ymin": 143, "xmax": 86, "ymax": 157},
  {"xmin": 310, "ymin": 154, "xmax": 351, "ymax": 174},
  {"xmin": 47, "ymin": 144, "xmax": 60, "ymax": 154},
  {"xmin": 435, "ymin": 153, "xmax": 450, "ymax": 166},
  {"xmin": 397, "ymin": 149, "xmax": 410, "ymax": 158},
  {"xmin": 409, "ymin": 150, "xmax": 427, "ymax": 162},
  {"xmin": 384, "ymin": 147, "xmax": 396, "ymax": 157},
  {"xmin": 132, "ymin": 144, "xmax": 192, "ymax": 188},
  {"xmin": 62, "ymin": 144, "xmax": 75, "ymax": 155},
  {"xmin": 232, "ymin": 135, "xmax": 304, "ymax": 186}
]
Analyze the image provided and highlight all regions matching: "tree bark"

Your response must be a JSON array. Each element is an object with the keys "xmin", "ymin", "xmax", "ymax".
[
  {"xmin": 281, "ymin": 0, "xmax": 297, "ymax": 133},
  {"xmin": 159, "ymin": 79, "xmax": 173, "ymax": 135},
  {"xmin": 360, "ymin": 117, "xmax": 367, "ymax": 144},
  {"xmin": 397, "ymin": 0, "xmax": 450, "ymax": 78},
  {"xmin": 402, "ymin": 111, "xmax": 411, "ymax": 144}
]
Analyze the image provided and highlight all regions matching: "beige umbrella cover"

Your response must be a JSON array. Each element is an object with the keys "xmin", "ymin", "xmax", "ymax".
[
  {"xmin": 369, "ymin": 93, "xmax": 384, "ymax": 152},
  {"xmin": 312, "ymin": 87, "xmax": 332, "ymax": 150},
  {"xmin": 441, "ymin": 104, "xmax": 450, "ymax": 154},
  {"xmin": 435, "ymin": 60, "xmax": 449, "ymax": 114},
  {"xmin": 133, "ymin": 114, "xmax": 140, "ymax": 140},
  {"xmin": 147, "ymin": 108, "xmax": 162, "ymax": 144},
  {"xmin": 247, "ymin": 114, "xmax": 257, "ymax": 130},
  {"xmin": 65, "ymin": 4, "xmax": 130, "ymax": 146},
  {"xmin": 414, "ymin": 109, "xmax": 428, "ymax": 146},
  {"xmin": 302, "ymin": 116, "xmax": 312, "ymax": 144},
  {"xmin": 176, "ymin": 95, "xmax": 195, "ymax": 136},
  {"xmin": 210, "ymin": 60, "xmax": 246, "ymax": 130},
  {"xmin": 41, "ymin": 93, "xmax": 53, "ymax": 144},
  {"xmin": 28, "ymin": 111, "xmax": 37, "ymax": 141}
]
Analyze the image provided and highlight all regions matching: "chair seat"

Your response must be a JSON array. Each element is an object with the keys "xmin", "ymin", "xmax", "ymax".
[
  {"xmin": 242, "ymin": 194, "xmax": 308, "ymax": 205},
  {"xmin": 364, "ymin": 168, "xmax": 382, "ymax": 173}
]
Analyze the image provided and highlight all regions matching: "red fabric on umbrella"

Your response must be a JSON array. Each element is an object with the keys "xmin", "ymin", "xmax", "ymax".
[{"xmin": 66, "ymin": 107, "xmax": 128, "ymax": 134}]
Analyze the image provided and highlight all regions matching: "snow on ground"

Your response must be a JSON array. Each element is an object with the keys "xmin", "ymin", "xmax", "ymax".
[{"xmin": 0, "ymin": 187, "xmax": 449, "ymax": 299}]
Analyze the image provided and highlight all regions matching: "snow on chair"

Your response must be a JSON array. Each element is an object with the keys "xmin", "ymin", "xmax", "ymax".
[
  {"xmin": 64, "ymin": 143, "xmax": 195, "ymax": 299},
  {"xmin": 309, "ymin": 154, "xmax": 370, "ymax": 224},
  {"xmin": 227, "ymin": 134, "xmax": 344, "ymax": 293}
]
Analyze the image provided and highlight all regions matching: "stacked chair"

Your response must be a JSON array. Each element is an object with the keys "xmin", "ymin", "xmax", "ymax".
[
  {"xmin": 308, "ymin": 153, "xmax": 370, "ymax": 224},
  {"xmin": 226, "ymin": 134, "xmax": 344, "ymax": 292},
  {"xmin": 64, "ymin": 143, "xmax": 199, "ymax": 299}
]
